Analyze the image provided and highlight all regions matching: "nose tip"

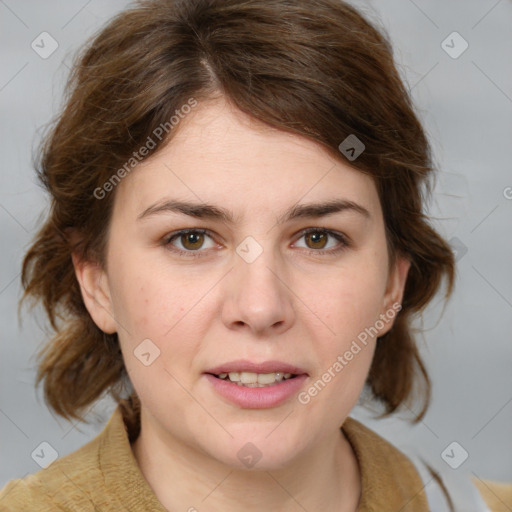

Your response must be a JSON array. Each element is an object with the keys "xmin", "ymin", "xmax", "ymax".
[{"xmin": 221, "ymin": 241, "xmax": 295, "ymax": 335}]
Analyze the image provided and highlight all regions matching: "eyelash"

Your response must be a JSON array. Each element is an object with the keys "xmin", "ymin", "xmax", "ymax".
[{"xmin": 163, "ymin": 228, "xmax": 351, "ymax": 259}]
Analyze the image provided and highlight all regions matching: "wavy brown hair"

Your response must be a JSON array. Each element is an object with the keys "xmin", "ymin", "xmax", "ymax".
[{"xmin": 21, "ymin": 0, "xmax": 455, "ymax": 425}]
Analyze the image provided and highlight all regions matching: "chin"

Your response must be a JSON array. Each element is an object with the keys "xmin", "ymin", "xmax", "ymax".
[{"xmin": 205, "ymin": 434, "xmax": 305, "ymax": 472}]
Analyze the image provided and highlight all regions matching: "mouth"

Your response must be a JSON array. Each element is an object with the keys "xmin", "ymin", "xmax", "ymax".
[
  {"xmin": 203, "ymin": 360, "xmax": 308, "ymax": 408},
  {"xmin": 208, "ymin": 371, "xmax": 299, "ymax": 388},
  {"xmin": 205, "ymin": 360, "xmax": 308, "ymax": 387}
]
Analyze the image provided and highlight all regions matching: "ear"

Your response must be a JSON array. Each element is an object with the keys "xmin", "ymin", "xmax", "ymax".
[
  {"xmin": 376, "ymin": 255, "xmax": 411, "ymax": 336},
  {"xmin": 71, "ymin": 252, "xmax": 117, "ymax": 334}
]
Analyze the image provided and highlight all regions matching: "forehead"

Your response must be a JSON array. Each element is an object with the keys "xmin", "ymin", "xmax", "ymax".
[{"xmin": 114, "ymin": 97, "xmax": 381, "ymax": 222}]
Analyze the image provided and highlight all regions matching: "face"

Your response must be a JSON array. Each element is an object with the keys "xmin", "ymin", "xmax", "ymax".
[{"xmin": 75, "ymin": 97, "xmax": 410, "ymax": 470}]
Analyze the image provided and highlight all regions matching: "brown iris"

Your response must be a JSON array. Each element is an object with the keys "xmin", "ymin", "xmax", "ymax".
[
  {"xmin": 176, "ymin": 229, "xmax": 331, "ymax": 252},
  {"xmin": 304, "ymin": 230, "xmax": 328, "ymax": 249},
  {"xmin": 181, "ymin": 232, "xmax": 205, "ymax": 250}
]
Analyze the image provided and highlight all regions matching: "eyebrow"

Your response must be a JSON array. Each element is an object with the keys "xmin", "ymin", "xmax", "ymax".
[{"xmin": 137, "ymin": 198, "xmax": 371, "ymax": 224}]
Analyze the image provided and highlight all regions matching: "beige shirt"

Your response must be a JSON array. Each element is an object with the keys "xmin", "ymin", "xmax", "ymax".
[{"xmin": 0, "ymin": 403, "xmax": 503, "ymax": 511}]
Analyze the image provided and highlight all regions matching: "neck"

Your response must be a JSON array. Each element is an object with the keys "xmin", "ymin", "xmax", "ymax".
[{"xmin": 131, "ymin": 407, "xmax": 361, "ymax": 512}]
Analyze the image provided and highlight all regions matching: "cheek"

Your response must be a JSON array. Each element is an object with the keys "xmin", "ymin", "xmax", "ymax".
[
  {"xmin": 107, "ymin": 257, "xmax": 210, "ymax": 380},
  {"xmin": 315, "ymin": 262, "xmax": 388, "ymax": 341},
  {"xmin": 303, "ymin": 292, "xmax": 378, "ymax": 425},
  {"xmin": 303, "ymin": 254, "xmax": 387, "ymax": 403},
  {"xmin": 107, "ymin": 254, "xmax": 189, "ymax": 338}
]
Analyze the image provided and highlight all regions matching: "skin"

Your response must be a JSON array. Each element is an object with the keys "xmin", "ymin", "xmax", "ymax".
[{"xmin": 73, "ymin": 96, "xmax": 410, "ymax": 512}]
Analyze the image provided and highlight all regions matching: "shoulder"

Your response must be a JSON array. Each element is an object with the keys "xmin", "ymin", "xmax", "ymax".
[
  {"xmin": 342, "ymin": 416, "xmax": 505, "ymax": 511},
  {"xmin": 342, "ymin": 416, "xmax": 423, "ymax": 481},
  {"xmin": 342, "ymin": 416, "xmax": 431, "ymax": 510},
  {"xmin": 0, "ymin": 431, "xmax": 107, "ymax": 511},
  {"xmin": 0, "ymin": 437, "xmax": 103, "ymax": 511},
  {"xmin": 0, "ymin": 409, "xmax": 121, "ymax": 511},
  {"xmin": 471, "ymin": 478, "xmax": 512, "ymax": 512}
]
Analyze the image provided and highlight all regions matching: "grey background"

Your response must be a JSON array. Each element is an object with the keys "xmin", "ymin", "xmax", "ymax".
[{"xmin": 1, "ymin": 0, "xmax": 511, "ymax": 490}]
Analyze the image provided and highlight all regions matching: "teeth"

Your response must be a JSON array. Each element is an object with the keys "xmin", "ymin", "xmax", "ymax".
[
  {"xmin": 240, "ymin": 372, "xmax": 258, "ymax": 384},
  {"xmin": 257, "ymin": 372, "xmax": 281, "ymax": 384},
  {"xmin": 220, "ymin": 371, "xmax": 295, "ymax": 386}
]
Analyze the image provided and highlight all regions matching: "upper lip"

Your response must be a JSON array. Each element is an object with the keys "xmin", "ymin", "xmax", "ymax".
[{"xmin": 205, "ymin": 359, "xmax": 308, "ymax": 375}]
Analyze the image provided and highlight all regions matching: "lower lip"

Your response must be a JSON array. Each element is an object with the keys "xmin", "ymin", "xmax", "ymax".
[{"xmin": 204, "ymin": 374, "xmax": 308, "ymax": 409}]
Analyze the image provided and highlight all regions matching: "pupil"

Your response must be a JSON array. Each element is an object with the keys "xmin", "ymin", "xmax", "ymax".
[
  {"xmin": 308, "ymin": 232, "xmax": 326, "ymax": 249},
  {"xmin": 184, "ymin": 232, "xmax": 203, "ymax": 249}
]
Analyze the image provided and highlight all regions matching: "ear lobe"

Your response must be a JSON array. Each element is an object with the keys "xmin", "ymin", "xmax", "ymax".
[{"xmin": 71, "ymin": 252, "xmax": 117, "ymax": 334}]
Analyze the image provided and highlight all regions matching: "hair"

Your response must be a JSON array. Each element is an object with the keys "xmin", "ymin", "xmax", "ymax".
[{"xmin": 21, "ymin": 0, "xmax": 455, "ymax": 425}]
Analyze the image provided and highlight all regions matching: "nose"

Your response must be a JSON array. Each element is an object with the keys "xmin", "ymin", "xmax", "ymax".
[{"xmin": 221, "ymin": 242, "xmax": 295, "ymax": 336}]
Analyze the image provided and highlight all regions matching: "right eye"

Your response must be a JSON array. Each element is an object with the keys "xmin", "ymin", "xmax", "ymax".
[{"xmin": 164, "ymin": 229, "xmax": 218, "ymax": 257}]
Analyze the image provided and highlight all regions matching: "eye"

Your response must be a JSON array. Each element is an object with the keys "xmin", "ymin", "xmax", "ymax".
[
  {"xmin": 293, "ymin": 228, "xmax": 350, "ymax": 255},
  {"xmin": 164, "ymin": 229, "xmax": 217, "ymax": 257},
  {"xmin": 163, "ymin": 227, "xmax": 350, "ymax": 258}
]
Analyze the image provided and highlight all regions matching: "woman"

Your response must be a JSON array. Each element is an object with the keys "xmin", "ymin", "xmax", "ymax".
[{"xmin": 0, "ymin": 0, "xmax": 500, "ymax": 510}]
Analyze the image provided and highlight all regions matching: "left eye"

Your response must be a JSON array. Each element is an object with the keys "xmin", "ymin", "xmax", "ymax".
[
  {"xmin": 164, "ymin": 228, "xmax": 349, "ymax": 257},
  {"xmin": 165, "ymin": 229, "xmax": 216, "ymax": 253},
  {"xmin": 293, "ymin": 228, "xmax": 348, "ymax": 253}
]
